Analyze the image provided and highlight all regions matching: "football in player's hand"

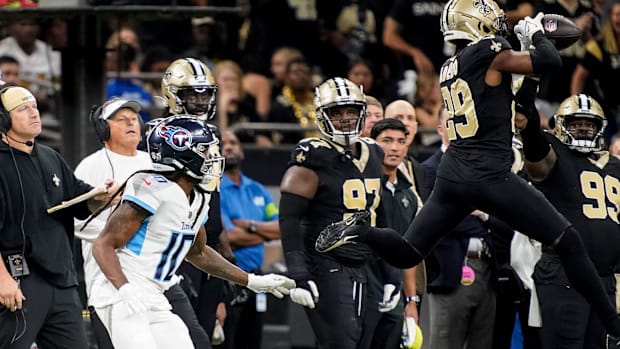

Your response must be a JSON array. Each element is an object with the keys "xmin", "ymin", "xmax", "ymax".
[{"xmin": 542, "ymin": 14, "xmax": 582, "ymax": 50}]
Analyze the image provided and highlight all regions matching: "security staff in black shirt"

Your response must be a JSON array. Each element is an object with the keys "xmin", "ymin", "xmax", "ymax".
[{"xmin": 0, "ymin": 85, "xmax": 117, "ymax": 348}]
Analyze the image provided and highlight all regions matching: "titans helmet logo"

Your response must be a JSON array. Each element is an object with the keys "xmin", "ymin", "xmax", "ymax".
[{"xmin": 159, "ymin": 126, "xmax": 193, "ymax": 151}]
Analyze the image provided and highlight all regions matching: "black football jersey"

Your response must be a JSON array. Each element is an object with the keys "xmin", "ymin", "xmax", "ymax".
[
  {"xmin": 288, "ymin": 137, "xmax": 384, "ymax": 265},
  {"xmin": 536, "ymin": 134, "xmax": 620, "ymax": 276},
  {"xmin": 437, "ymin": 36, "xmax": 515, "ymax": 183}
]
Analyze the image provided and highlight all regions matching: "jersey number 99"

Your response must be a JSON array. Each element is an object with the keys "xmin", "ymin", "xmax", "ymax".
[{"xmin": 581, "ymin": 171, "xmax": 620, "ymax": 223}]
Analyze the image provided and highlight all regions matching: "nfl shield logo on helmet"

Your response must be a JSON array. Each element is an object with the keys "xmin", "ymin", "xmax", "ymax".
[{"xmin": 544, "ymin": 18, "xmax": 557, "ymax": 32}]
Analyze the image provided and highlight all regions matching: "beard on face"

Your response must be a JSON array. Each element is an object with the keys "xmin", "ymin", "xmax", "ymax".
[{"xmin": 224, "ymin": 155, "xmax": 242, "ymax": 171}]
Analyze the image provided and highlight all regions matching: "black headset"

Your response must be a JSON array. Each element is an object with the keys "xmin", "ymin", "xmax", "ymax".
[
  {"xmin": 89, "ymin": 104, "xmax": 109, "ymax": 143},
  {"xmin": 0, "ymin": 84, "xmax": 18, "ymax": 132},
  {"xmin": 89, "ymin": 99, "xmax": 146, "ymax": 144}
]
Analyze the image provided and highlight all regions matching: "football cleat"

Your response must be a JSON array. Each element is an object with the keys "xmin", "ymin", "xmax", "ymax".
[
  {"xmin": 607, "ymin": 334, "xmax": 620, "ymax": 349},
  {"xmin": 315, "ymin": 211, "xmax": 370, "ymax": 253}
]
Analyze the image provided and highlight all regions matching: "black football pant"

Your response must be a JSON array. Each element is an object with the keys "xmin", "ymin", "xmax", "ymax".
[
  {"xmin": 358, "ymin": 305, "xmax": 402, "ymax": 349},
  {"xmin": 218, "ymin": 290, "xmax": 263, "ymax": 349},
  {"xmin": 0, "ymin": 269, "xmax": 88, "ymax": 349},
  {"xmin": 305, "ymin": 256, "xmax": 366, "ymax": 349},
  {"xmin": 194, "ymin": 275, "xmax": 225, "ymax": 342},
  {"xmin": 537, "ymin": 274, "xmax": 615, "ymax": 349}
]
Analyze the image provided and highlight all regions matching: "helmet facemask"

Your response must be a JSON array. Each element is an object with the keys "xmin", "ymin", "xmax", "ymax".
[
  {"xmin": 554, "ymin": 115, "xmax": 606, "ymax": 153},
  {"xmin": 551, "ymin": 94, "xmax": 607, "ymax": 153},
  {"xmin": 176, "ymin": 86, "xmax": 217, "ymax": 119},
  {"xmin": 316, "ymin": 104, "xmax": 366, "ymax": 146},
  {"xmin": 162, "ymin": 58, "xmax": 218, "ymax": 120},
  {"xmin": 314, "ymin": 77, "xmax": 367, "ymax": 146}
]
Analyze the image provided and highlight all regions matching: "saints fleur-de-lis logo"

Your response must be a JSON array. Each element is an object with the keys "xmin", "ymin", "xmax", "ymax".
[
  {"xmin": 490, "ymin": 40, "xmax": 502, "ymax": 52},
  {"xmin": 401, "ymin": 196, "xmax": 410, "ymax": 208},
  {"xmin": 296, "ymin": 152, "xmax": 306, "ymax": 163},
  {"xmin": 474, "ymin": 0, "xmax": 491, "ymax": 15}
]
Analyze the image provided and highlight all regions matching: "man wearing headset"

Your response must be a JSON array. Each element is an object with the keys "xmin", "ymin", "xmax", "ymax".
[
  {"xmin": 73, "ymin": 97, "xmax": 153, "ymax": 349},
  {"xmin": 0, "ymin": 85, "xmax": 118, "ymax": 348}
]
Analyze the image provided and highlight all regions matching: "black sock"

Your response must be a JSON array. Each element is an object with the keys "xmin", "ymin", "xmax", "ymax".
[
  {"xmin": 361, "ymin": 227, "xmax": 424, "ymax": 268},
  {"xmin": 554, "ymin": 227, "xmax": 620, "ymax": 336}
]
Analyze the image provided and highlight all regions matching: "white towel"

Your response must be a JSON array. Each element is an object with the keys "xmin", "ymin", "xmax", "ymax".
[{"xmin": 510, "ymin": 231, "xmax": 543, "ymax": 327}]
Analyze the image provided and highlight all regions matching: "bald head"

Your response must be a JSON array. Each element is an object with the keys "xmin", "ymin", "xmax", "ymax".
[{"xmin": 385, "ymin": 99, "xmax": 417, "ymax": 144}]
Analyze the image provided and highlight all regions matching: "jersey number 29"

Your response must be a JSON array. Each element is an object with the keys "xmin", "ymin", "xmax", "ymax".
[{"xmin": 441, "ymin": 78, "xmax": 479, "ymax": 140}]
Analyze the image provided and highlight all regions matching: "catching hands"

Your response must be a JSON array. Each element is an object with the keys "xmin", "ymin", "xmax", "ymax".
[
  {"xmin": 514, "ymin": 12, "xmax": 545, "ymax": 51},
  {"xmin": 378, "ymin": 283, "xmax": 401, "ymax": 312},
  {"xmin": 290, "ymin": 280, "xmax": 320, "ymax": 309},
  {"xmin": 246, "ymin": 273, "xmax": 295, "ymax": 298},
  {"xmin": 118, "ymin": 283, "xmax": 148, "ymax": 316}
]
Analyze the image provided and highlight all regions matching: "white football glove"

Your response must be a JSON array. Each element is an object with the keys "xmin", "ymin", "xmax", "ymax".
[
  {"xmin": 378, "ymin": 283, "xmax": 401, "ymax": 313},
  {"xmin": 246, "ymin": 273, "xmax": 295, "ymax": 298},
  {"xmin": 118, "ymin": 283, "xmax": 148, "ymax": 316},
  {"xmin": 289, "ymin": 280, "xmax": 320, "ymax": 309},
  {"xmin": 514, "ymin": 12, "xmax": 545, "ymax": 51}
]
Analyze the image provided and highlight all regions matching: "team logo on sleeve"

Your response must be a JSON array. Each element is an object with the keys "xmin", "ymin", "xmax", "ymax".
[
  {"xmin": 490, "ymin": 40, "xmax": 502, "ymax": 52},
  {"xmin": 158, "ymin": 126, "xmax": 193, "ymax": 151}
]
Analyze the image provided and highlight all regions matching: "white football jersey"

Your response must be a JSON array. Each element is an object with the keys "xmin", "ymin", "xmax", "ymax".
[{"xmin": 89, "ymin": 172, "xmax": 211, "ymax": 308}]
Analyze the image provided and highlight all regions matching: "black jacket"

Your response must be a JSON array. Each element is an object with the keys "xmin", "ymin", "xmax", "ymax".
[{"xmin": 0, "ymin": 141, "xmax": 92, "ymax": 287}]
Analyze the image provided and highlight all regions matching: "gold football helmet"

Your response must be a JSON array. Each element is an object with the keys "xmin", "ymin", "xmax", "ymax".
[
  {"xmin": 550, "ymin": 94, "xmax": 606, "ymax": 153},
  {"xmin": 441, "ymin": 0, "xmax": 507, "ymax": 43},
  {"xmin": 161, "ymin": 58, "xmax": 217, "ymax": 120},
  {"xmin": 314, "ymin": 77, "xmax": 366, "ymax": 145}
]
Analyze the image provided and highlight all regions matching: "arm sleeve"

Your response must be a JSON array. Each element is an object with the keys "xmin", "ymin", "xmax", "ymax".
[
  {"xmin": 206, "ymin": 191, "xmax": 224, "ymax": 248},
  {"xmin": 515, "ymin": 77, "xmax": 551, "ymax": 162},
  {"xmin": 279, "ymin": 191, "xmax": 311, "ymax": 280},
  {"xmin": 530, "ymin": 31, "xmax": 562, "ymax": 75}
]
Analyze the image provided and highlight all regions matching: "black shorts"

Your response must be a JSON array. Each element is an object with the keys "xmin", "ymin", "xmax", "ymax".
[{"xmin": 405, "ymin": 173, "xmax": 570, "ymax": 255}]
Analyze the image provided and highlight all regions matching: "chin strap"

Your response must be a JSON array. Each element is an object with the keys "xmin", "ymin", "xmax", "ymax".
[{"xmin": 343, "ymin": 135, "xmax": 352, "ymax": 161}]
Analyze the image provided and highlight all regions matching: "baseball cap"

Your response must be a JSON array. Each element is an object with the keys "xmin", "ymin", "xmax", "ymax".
[
  {"xmin": 99, "ymin": 98, "xmax": 141, "ymax": 120},
  {"xmin": 1, "ymin": 86, "xmax": 36, "ymax": 112}
]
